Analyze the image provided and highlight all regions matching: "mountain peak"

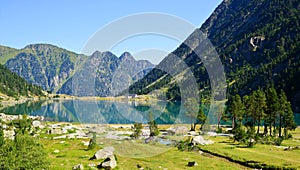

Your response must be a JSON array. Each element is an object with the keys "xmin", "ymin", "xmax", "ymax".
[
  {"xmin": 91, "ymin": 50, "xmax": 101, "ymax": 57},
  {"xmin": 119, "ymin": 52, "xmax": 134, "ymax": 61}
]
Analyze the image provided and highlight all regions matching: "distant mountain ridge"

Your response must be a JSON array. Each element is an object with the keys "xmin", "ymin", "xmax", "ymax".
[
  {"xmin": 57, "ymin": 50, "xmax": 154, "ymax": 96},
  {"xmin": 0, "ymin": 44, "xmax": 154, "ymax": 97},
  {"xmin": 2, "ymin": 44, "xmax": 83, "ymax": 92}
]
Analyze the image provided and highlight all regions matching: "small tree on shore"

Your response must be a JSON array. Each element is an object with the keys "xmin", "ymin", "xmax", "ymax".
[
  {"xmin": 88, "ymin": 133, "xmax": 97, "ymax": 150},
  {"xmin": 148, "ymin": 111, "xmax": 159, "ymax": 136},
  {"xmin": 184, "ymin": 98, "xmax": 200, "ymax": 131},
  {"xmin": 131, "ymin": 122, "xmax": 142, "ymax": 138}
]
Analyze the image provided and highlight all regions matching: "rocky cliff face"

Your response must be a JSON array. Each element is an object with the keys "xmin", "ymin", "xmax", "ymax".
[
  {"xmin": 0, "ymin": 44, "xmax": 154, "ymax": 97},
  {"xmin": 4, "ymin": 44, "xmax": 82, "ymax": 92},
  {"xmin": 57, "ymin": 51, "xmax": 154, "ymax": 96}
]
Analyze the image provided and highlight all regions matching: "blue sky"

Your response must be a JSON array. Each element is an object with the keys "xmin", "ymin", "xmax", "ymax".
[{"xmin": 0, "ymin": 0, "xmax": 222, "ymax": 64}]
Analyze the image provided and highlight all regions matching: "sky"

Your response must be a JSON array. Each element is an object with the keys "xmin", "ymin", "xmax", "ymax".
[{"xmin": 0, "ymin": 0, "xmax": 222, "ymax": 64}]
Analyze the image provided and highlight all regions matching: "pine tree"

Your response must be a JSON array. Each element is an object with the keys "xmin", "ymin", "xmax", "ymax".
[
  {"xmin": 226, "ymin": 94, "xmax": 244, "ymax": 129},
  {"xmin": 266, "ymin": 87, "xmax": 280, "ymax": 136},
  {"xmin": 255, "ymin": 89, "xmax": 267, "ymax": 135},
  {"xmin": 184, "ymin": 98, "xmax": 200, "ymax": 131},
  {"xmin": 148, "ymin": 111, "xmax": 159, "ymax": 136},
  {"xmin": 279, "ymin": 90, "xmax": 297, "ymax": 138}
]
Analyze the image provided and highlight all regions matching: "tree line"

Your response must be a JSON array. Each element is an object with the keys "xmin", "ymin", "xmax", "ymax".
[
  {"xmin": 0, "ymin": 64, "xmax": 44, "ymax": 98},
  {"xmin": 225, "ymin": 87, "xmax": 297, "ymax": 146}
]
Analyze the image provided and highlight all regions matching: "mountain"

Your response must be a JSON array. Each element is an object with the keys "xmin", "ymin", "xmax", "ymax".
[
  {"xmin": 0, "ymin": 64, "xmax": 43, "ymax": 98},
  {"xmin": 2, "ymin": 44, "xmax": 85, "ymax": 92},
  {"xmin": 128, "ymin": 0, "xmax": 300, "ymax": 111},
  {"xmin": 0, "ymin": 44, "xmax": 154, "ymax": 97},
  {"xmin": 57, "ymin": 51, "xmax": 154, "ymax": 96}
]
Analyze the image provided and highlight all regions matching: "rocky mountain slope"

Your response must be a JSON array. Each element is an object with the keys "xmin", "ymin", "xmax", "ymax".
[
  {"xmin": 128, "ymin": 0, "xmax": 300, "ymax": 111},
  {"xmin": 0, "ymin": 44, "xmax": 154, "ymax": 97},
  {"xmin": 57, "ymin": 51, "xmax": 154, "ymax": 96},
  {"xmin": 1, "ymin": 44, "xmax": 83, "ymax": 92}
]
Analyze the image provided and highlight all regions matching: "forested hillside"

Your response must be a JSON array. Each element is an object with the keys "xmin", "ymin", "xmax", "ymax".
[
  {"xmin": 128, "ymin": 0, "xmax": 300, "ymax": 111},
  {"xmin": 0, "ymin": 64, "xmax": 43, "ymax": 97}
]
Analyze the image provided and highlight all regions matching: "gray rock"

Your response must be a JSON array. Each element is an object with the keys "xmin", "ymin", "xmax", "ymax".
[
  {"xmin": 32, "ymin": 120, "xmax": 41, "ymax": 128},
  {"xmin": 192, "ymin": 136, "xmax": 214, "ymax": 145},
  {"xmin": 188, "ymin": 131, "xmax": 199, "ymax": 136},
  {"xmin": 88, "ymin": 163, "xmax": 96, "ymax": 167},
  {"xmin": 206, "ymin": 132, "xmax": 217, "ymax": 136},
  {"xmin": 187, "ymin": 161, "xmax": 198, "ymax": 167},
  {"xmin": 141, "ymin": 129, "xmax": 150, "ymax": 137},
  {"xmin": 166, "ymin": 126, "xmax": 188, "ymax": 135},
  {"xmin": 72, "ymin": 164, "xmax": 84, "ymax": 170},
  {"xmin": 3, "ymin": 129, "xmax": 15, "ymax": 140},
  {"xmin": 144, "ymin": 136, "xmax": 155, "ymax": 143},
  {"xmin": 50, "ymin": 128, "xmax": 63, "ymax": 135},
  {"xmin": 98, "ymin": 155, "xmax": 117, "ymax": 170},
  {"xmin": 53, "ymin": 150, "xmax": 60, "ymax": 154},
  {"xmin": 92, "ymin": 147, "xmax": 114, "ymax": 160},
  {"xmin": 53, "ymin": 135, "xmax": 67, "ymax": 139}
]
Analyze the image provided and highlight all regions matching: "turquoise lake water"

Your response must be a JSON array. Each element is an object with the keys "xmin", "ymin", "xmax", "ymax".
[{"xmin": 1, "ymin": 99, "xmax": 299, "ymax": 125}]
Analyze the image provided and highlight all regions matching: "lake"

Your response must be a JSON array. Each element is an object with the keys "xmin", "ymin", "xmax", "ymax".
[
  {"xmin": 1, "ymin": 99, "xmax": 299, "ymax": 125},
  {"xmin": 0, "ymin": 100, "xmax": 192, "ymax": 124}
]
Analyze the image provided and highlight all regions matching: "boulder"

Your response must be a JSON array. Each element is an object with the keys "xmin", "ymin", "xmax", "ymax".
[
  {"xmin": 144, "ymin": 136, "xmax": 155, "ymax": 143},
  {"xmin": 53, "ymin": 150, "xmax": 60, "ymax": 154},
  {"xmin": 53, "ymin": 135, "xmax": 67, "ymax": 139},
  {"xmin": 92, "ymin": 147, "xmax": 114, "ymax": 160},
  {"xmin": 141, "ymin": 129, "xmax": 150, "ymax": 137},
  {"xmin": 88, "ymin": 163, "xmax": 96, "ymax": 167},
  {"xmin": 98, "ymin": 155, "xmax": 117, "ymax": 170},
  {"xmin": 72, "ymin": 164, "xmax": 84, "ymax": 170},
  {"xmin": 206, "ymin": 132, "xmax": 217, "ymax": 137},
  {"xmin": 166, "ymin": 126, "xmax": 188, "ymax": 135},
  {"xmin": 187, "ymin": 131, "xmax": 199, "ymax": 136},
  {"xmin": 187, "ymin": 161, "xmax": 198, "ymax": 167},
  {"xmin": 192, "ymin": 136, "xmax": 214, "ymax": 145},
  {"xmin": 32, "ymin": 120, "xmax": 41, "ymax": 128},
  {"xmin": 50, "ymin": 128, "xmax": 63, "ymax": 135},
  {"xmin": 3, "ymin": 129, "xmax": 15, "ymax": 140}
]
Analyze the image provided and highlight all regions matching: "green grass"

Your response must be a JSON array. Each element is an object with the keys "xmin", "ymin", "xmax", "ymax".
[
  {"xmin": 40, "ymin": 128, "xmax": 300, "ymax": 169},
  {"xmin": 0, "ymin": 47, "xmax": 19, "ymax": 64},
  {"xmin": 41, "ymin": 137, "xmax": 247, "ymax": 170},
  {"xmin": 40, "ymin": 138, "xmax": 102, "ymax": 170},
  {"xmin": 117, "ymin": 148, "xmax": 248, "ymax": 170},
  {"xmin": 200, "ymin": 128, "xmax": 300, "ymax": 169}
]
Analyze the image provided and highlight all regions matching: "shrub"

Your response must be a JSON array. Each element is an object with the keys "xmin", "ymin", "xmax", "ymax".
[
  {"xmin": 88, "ymin": 133, "xmax": 97, "ymax": 150},
  {"xmin": 0, "ymin": 134, "xmax": 49, "ymax": 169},
  {"xmin": 130, "ymin": 123, "xmax": 142, "ymax": 138}
]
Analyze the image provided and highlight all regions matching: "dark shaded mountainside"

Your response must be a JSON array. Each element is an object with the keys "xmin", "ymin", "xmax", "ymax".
[
  {"xmin": 0, "ymin": 64, "xmax": 43, "ymax": 98},
  {"xmin": 0, "ymin": 44, "xmax": 154, "ymax": 97},
  {"xmin": 128, "ymin": 0, "xmax": 300, "ymax": 112}
]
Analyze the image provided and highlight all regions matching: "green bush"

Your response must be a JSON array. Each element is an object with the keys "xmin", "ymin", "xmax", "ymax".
[
  {"xmin": 87, "ymin": 133, "xmax": 97, "ymax": 150},
  {"xmin": 0, "ymin": 134, "xmax": 49, "ymax": 169},
  {"xmin": 130, "ymin": 123, "xmax": 142, "ymax": 138}
]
